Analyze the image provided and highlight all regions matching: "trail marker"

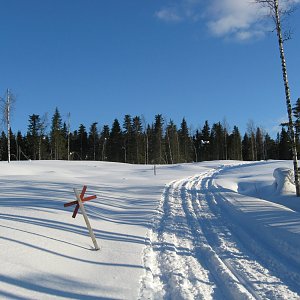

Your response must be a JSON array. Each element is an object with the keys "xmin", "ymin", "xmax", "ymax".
[{"xmin": 64, "ymin": 185, "xmax": 100, "ymax": 250}]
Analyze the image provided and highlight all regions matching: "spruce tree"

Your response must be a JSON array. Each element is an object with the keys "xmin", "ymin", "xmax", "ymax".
[
  {"xmin": 200, "ymin": 121, "xmax": 211, "ymax": 161},
  {"xmin": 165, "ymin": 120, "xmax": 179, "ymax": 164},
  {"xmin": 78, "ymin": 124, "xmax": 88, "ymax": 160},
  {"xmin": 109, "ymin": 119, "xmax": 123, "ymax": 162},
  {"xmin": 256, "ymin": 127, "xmax": 265, "ymax": 161},
  {"xmin": 146, "ymin": 124, "xmax": 153, "ymax": 164},
  {"xmin": 265, "ymin": 133, "xmax": 278, "ymax": 159},
  {"xmin": 88, "ymin": 122, "xmax": 98, "ymax": 160},
  {"xmin": 210, "ymin": 122, "xmax": 225, "ymax": 160},
  {"xmin": 193, "ymin": 129, "xmax": 202, "ymax": 162},
  {"xmin": 9, "ymin": 131, "xmax": 17, "ymax": 161},
  {"xmin": 228, "ymin": 126, "xmax": 242, "ymax": 160},
  {"xmin": 123, "ymin": 115, "xmax": 133, "ymax": 163},
  {"xmin": 153, "ymin": 114, "xmax": 164, "ymax": 164},
  {"xmin": 278, "ymin": 127, "xmax": 292, "ymax": 159},
  {"xmin": 247, "ymin": 121, "xmax": 257, "ymax": 161},
  {"xmin": 16, "ymin": 131, "xmax": 24, "ymax": 160},
  {"xmin": 132, "ymin": 116, "xmax": 143, "ymax": 164},
  {"xmin": 0, "ymin": 131, "xmax": 7, "ymax": 161},
  {"xmin": 50, "ymin": 108, "xmax": 65, "ymax": 160},
  {"xmin": 242, "ymin": 133, "xmax": 251, "ymax": 161},
  {"xmin": 70, "ymin": 130, "xmax": 79, "ymax": 160},
  {"xmin": 179, "ymin": 118, "xmax": 192, "ymax": 162},
  {"xmin": 27, "ymin": 114, "xmax": 41, "ymax": 160},
  {"xmin": 100, "ymin": 125, "xmax": 110, "ymax": 161},
  {"xmin": 293, "ymin": 98, "xmax": 300, "ymax": 149}
]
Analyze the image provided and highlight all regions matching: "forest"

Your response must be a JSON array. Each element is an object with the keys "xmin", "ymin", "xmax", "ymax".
[{"xmin": 0, "ymin": 103, "xmax": 299, "ymax": 164}]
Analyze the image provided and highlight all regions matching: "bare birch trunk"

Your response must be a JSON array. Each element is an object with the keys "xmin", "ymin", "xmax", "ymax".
[
  {"xmin": 6, "ymin": 89, "xmax": 10, "ymax": 163},
  {"xmin": 273, "ymin": 0, "xmax": 300, "ymax": 196},
  {"xmin": 255, "ymin": 0, "xmax": 300, "ymax": 195}
]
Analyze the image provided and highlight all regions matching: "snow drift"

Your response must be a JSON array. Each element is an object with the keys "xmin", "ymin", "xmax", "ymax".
[{"xmin": 273, "ymin": 167, "xmax": 295, "ymax": 194}]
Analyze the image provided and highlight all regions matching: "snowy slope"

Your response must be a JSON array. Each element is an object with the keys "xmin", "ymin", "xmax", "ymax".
[
  {"xmin": 0, "ymin": 160, "xmax": 218, "ymax": 299},
  {"xmin": 1, "ymin": 160, "xmax": 300, "ymax": 299}
]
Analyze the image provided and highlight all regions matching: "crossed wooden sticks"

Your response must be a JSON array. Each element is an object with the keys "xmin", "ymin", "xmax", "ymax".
[{"xmin": 64, "ymin": 185, "xmax": 100, "ymax": 250}]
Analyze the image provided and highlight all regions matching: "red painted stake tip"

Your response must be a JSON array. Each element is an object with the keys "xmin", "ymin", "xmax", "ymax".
[{"xmin": 72, "ymin": 204, "xmax": 79, "ymax": 218}]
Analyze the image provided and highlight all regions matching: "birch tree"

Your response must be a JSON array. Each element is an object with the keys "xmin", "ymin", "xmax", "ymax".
[
  {"xmin": 1, "ymin": 89, "xmax": 15, "ymax": 163},
  {"xmin": 255, "ymin": 0, "xmax": 300, "ymax": 195}
]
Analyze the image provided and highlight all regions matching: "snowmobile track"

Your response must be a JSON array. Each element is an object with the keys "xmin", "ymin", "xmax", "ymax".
[{"xmin": 139, "ymin": 166, "xmax": 300, "ymax": 299}]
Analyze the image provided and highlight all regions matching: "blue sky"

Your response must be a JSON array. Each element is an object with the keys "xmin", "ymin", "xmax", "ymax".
[{"xmin": 1, "ymin": 0, "xmax": 300, "ymax": 136}]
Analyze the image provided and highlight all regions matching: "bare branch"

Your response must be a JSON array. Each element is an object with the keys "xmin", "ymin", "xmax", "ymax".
[{"xmin": 283, "ymin": 29, "xmax": 293, "ymax": 41}]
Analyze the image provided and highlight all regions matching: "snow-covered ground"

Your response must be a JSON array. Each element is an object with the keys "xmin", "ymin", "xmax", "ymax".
[{"xmin": 1, "ymin": 160, "xmax": 300, "ymax": 299}]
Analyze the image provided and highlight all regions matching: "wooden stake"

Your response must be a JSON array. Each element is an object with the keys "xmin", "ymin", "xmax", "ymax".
[{"xmin": 74, "ymin": 188, "xmax": 100, "ymax": 250}]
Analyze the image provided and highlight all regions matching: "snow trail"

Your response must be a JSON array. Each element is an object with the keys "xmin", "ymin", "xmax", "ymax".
[
  {"xmin": 140, "ymin": 179, "xmax": 217, "ymax": 299},
  {"xmin": 140, "ymin": 166, "xmax": 300, "ymax": 299}
]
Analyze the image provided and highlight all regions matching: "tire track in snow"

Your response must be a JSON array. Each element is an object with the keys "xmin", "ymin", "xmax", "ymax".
[{"xmin": 140, "ymin": 167, "xmax": 300, "ymax": 299}]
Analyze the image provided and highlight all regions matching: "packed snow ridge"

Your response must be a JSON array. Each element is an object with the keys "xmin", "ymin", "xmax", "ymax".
[{"xmin": 1, "ymin": 160, "xmax": 300, "ymax": 299}]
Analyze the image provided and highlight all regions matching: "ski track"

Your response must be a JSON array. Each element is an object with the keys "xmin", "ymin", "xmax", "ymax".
[{"xmin": 139, "ymin": 166, "xmax": 300, "ymax": 300}]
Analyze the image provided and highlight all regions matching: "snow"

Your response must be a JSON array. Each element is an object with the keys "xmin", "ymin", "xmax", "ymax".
[
  {"xmin": 273, "ymin": 167, "xmax": 295, "ymax": 194},
  {"xmin": 1, "ymin": 160, "xmax": 300, "ymax": 299}
]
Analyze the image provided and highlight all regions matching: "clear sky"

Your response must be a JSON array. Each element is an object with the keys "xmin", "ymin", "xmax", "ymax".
[{"xmin": 1, "ymin": 0, "xmax": 300, "ymax": 136}]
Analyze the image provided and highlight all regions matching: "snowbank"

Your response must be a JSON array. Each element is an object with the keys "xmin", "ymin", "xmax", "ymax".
[{"xmin": 273, "ymin": 167, "xmax": 295, "ymax": 195}]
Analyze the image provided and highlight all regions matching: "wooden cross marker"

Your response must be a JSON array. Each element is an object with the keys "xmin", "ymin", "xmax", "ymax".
[
  {"xmin": 64, "ymin": 185, "xmax": 97, "ymax": 218},
  {"xmin": 64, "ymin": 185, "xmax": 100, "ymax": 250}
]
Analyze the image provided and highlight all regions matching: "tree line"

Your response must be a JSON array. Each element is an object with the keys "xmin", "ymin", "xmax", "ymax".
[{"xmin": 0, "ymin": 106, "xmax": 298, "ymax": 163}]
